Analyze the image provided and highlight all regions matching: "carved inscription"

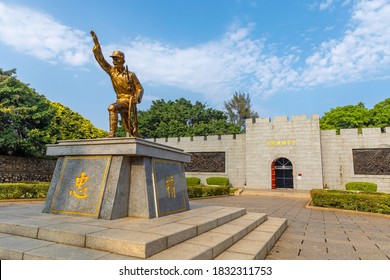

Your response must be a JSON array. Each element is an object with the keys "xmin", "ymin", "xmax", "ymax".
[
  {"xmin": 184, "ymin": 152, "xmax": 225, "ymax": 173},
  {"xmin": 353, "ymin": 149, "xmax": 390, "ymax": 175}
]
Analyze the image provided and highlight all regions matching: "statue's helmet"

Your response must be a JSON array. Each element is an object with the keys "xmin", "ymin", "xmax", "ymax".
[{"xmin": 110, "ymin": 50, "xmax": 125, "ymax": 60}]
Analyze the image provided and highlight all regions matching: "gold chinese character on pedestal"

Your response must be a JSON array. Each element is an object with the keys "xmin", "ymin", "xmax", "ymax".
[
  {"xmin": 165, "ymin": 176, "xmax": 176, "ymax": 198},
  {"xmin": 69, "ymin": 171, "xmax": 89, "ymax": 199}
]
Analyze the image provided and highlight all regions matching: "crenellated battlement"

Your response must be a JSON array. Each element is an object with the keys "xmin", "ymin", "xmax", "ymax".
[
  {"xmin": 147, "ymin": 121, "xmax": 390, "ymax": 144},
  {"xmin": 321, "ymin": 127, "xmax": 390, "ymax": 137},
  {"xmin": 148, "ymin": 133, "xmax": 245, "ymax": 144},
  {"xmin": 245, "ymin": 114, "xmax": 320, "ymax": 124}
]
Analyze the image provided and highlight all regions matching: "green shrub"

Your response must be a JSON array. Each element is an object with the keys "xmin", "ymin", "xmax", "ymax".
[
  {"xmin": 187, "ymin": 185, "xmax": 230, "ymax": 198},
  {"xmin": 186, "ymin": 177, "xmax": 201, "ymax": 186},
  {"xmin": 206, "ymin": 177, "xmax": 229, "ymax": 186},
  {"xmin": 0, "ymin": 182, "xmax": 50, "ymax": 199},
  {"xmin": 310, "ymin": 189, "xmax": 390, "ymax": 214},
  {"xmin": 345, "ymin": 182, "xmax": 377, "ymax": 193}
]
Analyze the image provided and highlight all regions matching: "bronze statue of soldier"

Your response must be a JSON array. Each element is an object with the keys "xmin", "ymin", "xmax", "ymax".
[{"xmin": 90, "ymin": 30, "xmax": 143, "ymax": 138}]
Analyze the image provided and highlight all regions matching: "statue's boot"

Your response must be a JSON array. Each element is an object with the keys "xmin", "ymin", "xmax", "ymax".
[{"xmin": 108, "ymin": 112, "xmax": 118, "ymax": 138}]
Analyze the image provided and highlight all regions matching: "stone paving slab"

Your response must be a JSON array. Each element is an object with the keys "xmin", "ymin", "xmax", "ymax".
[
  {"xmin": 176, "ymin": 215, "xmax": 219, "ymax": 234},
  {"xmin": 0, "ymin": 234, "xmax": 53, "ymax": 260},
  {"xmin": 190, "ymin": 193, "xmax": 390, "ymax": 260},
  {"xmin": 185, "ymin": 231, "xmax": 234, "ymax": 259},
  {"xmin": 23, "ymin": 243, "xmax": 111, "ymax": 260},
  {"xmin": 147, "ymin": 242, "xmax": 212, "ymax": 260},
  {"xmin": 37, "ymin": 223, "xmax": 107, "ymax": 247},
  {"xmin": 0, "ymin": 218, "xmax": 63, "ymax": 239}
]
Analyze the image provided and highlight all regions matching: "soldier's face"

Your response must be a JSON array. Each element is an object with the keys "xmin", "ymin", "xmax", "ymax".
[{"xmin": 112, "ymin": 56, "xmax": 124, "ymax": 67}]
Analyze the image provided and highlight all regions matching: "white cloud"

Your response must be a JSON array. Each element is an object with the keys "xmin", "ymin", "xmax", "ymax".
[
  {"xmin": 0, "ymin": 2, "xmax": 90, "ymax": 66},
  {"xmin": 100, "ymin": 0, "xmax": 390, "ymax": 102},
  {"xmin": 102, "ymin": 25, "xmax": 299, "ymax": 103},
  {"xmin": 301, "ymin": 0, "xmax": 390, "ymax": 87},
  {"xmin": 1, "ymin": 0, "xmax": 390, "ymax": 104},
  {"xmin": 320, "ymin": 0, "xmax": 335, "ymax": 10}
]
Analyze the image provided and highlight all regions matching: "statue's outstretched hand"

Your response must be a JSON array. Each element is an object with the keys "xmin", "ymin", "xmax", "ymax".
[{"xmin": 90, "ymin": 30, "xmax": 99, "ymax": 45}]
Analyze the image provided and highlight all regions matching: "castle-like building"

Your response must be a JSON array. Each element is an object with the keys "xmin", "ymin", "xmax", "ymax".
[{"xmin": 149, "ymin": 114, "xmax": 390, "ymax": 192}]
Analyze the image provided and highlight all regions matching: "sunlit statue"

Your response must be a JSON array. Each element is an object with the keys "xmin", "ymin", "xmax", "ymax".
[{"xmin": 90, "ymin": 30, "xmax": 144, "ymax": 137}]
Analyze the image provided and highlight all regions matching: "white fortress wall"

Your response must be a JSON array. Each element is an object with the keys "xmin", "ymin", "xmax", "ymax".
[
  {"xmin": 320, "ymin": 127, "xmax": 390, "ymax": 192},
  {"xmin": 245, "ymin": 114, "xmax": 323, "ymax": 190},
  {"xmin": 146, "ymin": 115, "xmax": 390, "ymax": 192}
]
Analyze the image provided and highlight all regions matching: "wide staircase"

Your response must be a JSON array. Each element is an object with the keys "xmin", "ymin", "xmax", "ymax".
[{"xmin": 0, "ymin": 203, "xmax": 287, "ymax": 260}]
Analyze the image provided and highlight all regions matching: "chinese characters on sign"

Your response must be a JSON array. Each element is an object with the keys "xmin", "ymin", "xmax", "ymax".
[
  {"xmin": 165, "ymin": 176, "xmax": 176, "ymax": 198},
  {"xmin": 69, "ymin": 171, "xmax": 89, "ymax": 199},
  {"xmin": 266, "ymin": 139, "xmax": 296, "ymax": 146}
]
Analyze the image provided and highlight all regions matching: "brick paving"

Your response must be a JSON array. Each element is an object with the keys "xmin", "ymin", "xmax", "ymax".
[{"xmin": 190, "ymin": 194, "xmax": 390, "ymax": 260}]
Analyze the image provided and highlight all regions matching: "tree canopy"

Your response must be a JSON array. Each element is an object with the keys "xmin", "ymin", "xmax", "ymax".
[
  {"xmin": 0, "ymin": 68, "xmax": 107, "ymax": 157},
  {"xmin": 224, "ymin": 92, "xmax": 259, "ymax": 132},
  {"xmin": 137, "ymin": 98, "xmax": 241, "ymax": 138},
  {"xmin": 369, "ymin": 98, "xmax": 390, "ymax": 128},
  {"xmin": 320, "ymin": 99, "xmax": 390, "ymax": 132}
]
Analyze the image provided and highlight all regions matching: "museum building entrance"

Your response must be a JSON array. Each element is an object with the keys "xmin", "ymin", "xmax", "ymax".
[{"xmin": 271, "ymin": 157, "xmax": 293, "ymax": 189}]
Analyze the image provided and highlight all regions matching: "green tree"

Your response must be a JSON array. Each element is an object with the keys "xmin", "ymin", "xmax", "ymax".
[
  {"xmin": 224, "ymin": 92, "xmax": 259, "ymax": 132},
  {"xmin": 320, "ymin": 102, "xmax": 370, "ymax": 132},
  {"xmin": 48, "ymin": 102, "xmax": 108, "ymax": 142},
  {"xmin": 0, "ymin": 68, "xmax": 55, "ymax": 157},
  {"xmin": 0, "ymin": 68, "xmax": 108, "ymax": 157},
  {"xmin": 369, "ymin": 98, "xmax": 390, "ymax": 128},
  {"xmin": 138, "ymin": 98, "xmax": 240, "ymax": 138}
]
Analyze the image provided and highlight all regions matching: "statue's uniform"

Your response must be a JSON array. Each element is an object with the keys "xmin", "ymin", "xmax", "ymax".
[{"xmin": 92, "ymin": 44, "xmax": 143, "ymax": 137}]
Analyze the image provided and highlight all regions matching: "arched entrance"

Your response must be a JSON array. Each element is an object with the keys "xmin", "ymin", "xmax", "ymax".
[{"xmin": 271, "ymin": 157, "xmax": 293, "ymax": 189}]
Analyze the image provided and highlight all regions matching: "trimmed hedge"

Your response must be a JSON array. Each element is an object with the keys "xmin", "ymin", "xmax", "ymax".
[
  {"xmin": 0, "ymin": 182, "xmax": 50, "ymax": 199},
  {"xmin": 345, "ymin": 182, "xmax": 377, "ymax": 193},
  {"xmin": 186, "ymin": 177, "xmax": 201, "ymax": 186},
  {"xmin": 206, "ymin": 177, "xmax": 229, "ymax": 186},
  {"xmin": 310, "ymin": 189, "xmax": 390, "ymax": 214},
  {"xmin": 187, "ymin": 185, "xmax": 230, "ymax": 198}
]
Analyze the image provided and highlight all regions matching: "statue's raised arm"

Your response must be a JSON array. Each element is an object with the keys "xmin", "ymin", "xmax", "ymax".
[
  {"xmin": 90, "ymin": 30, "xmax": 99, "ymax": 46},
  {"xmin": 90, "ymin": 30, "xmax": 111, "ymax": 74}
]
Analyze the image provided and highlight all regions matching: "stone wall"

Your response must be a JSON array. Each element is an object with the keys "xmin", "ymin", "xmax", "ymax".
[
  {"xmin": 0, "ymin": 155, "xmax": 56, "ymax": 183},
  {"xmin": 320, "ymin": 127, "xmax": 390, "ymax": 192},
  {"xmin": 147, "ymin": 114, "xmax": 390, "ymax": 192},
  {"xmin": 245, "ymin": 114, "xmax": 323, "ymax": 190},
  {"xmin": 149, "ymin": 134, "xmax": 246, "ymax": 186}
]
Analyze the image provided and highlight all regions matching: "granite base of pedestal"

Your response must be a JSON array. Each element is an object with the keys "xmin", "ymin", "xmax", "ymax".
[{"xmin": 42, "ymin": 138, "xmax": 191, "ymax": 220}]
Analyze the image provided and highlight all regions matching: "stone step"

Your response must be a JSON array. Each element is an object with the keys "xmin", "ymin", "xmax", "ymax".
[
  {"xmin": 0, "ymin": 233, "xmax": 139, "ymax": 260},
  {"xmin": 84, "ymin": 206, "xmax": 248, "ymax": 258},
  {"xmin": 0, "ymin": 203, "xmax": 287, "ymax": 260},
  {"xmin": 215, "ymin": 217, "xmax": 288, "ymax": 260},
  {"xmin": 147, "ymin": 212, "xmax": 269, "ymax": 260},
  {"xmin": 0, "ymin": 205, "xmax": 247, "ymax": 259}
]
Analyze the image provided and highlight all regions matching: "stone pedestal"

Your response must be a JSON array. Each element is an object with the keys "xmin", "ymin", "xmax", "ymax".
[{"xmin": 42, "ymin": 138, "xmax": 191, "ymax": 220}]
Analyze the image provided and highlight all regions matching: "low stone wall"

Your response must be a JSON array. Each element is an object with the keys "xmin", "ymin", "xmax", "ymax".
[{"xmin": 0, "ymin": 155, "xmax": 56, "ymax": 183}]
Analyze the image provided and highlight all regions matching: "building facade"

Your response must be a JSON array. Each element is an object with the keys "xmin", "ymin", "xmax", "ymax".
[{"xmin": 149, "ymin": 114, "xmax": 390, "ymax": 192}]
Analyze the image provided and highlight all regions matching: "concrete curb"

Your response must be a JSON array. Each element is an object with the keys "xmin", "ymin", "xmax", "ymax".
[
  {"xmin": 0, "ymin": 198, "xmax": 45, "ymax": 203},
  {"xmin": 240, "ymin": 189, "xmax": 311, "ymax": 199}
]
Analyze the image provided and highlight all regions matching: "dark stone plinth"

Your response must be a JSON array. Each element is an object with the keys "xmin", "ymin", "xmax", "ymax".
[{"xmin": 42, "ymin": 138, "xmax": 191, "ymax": 219}]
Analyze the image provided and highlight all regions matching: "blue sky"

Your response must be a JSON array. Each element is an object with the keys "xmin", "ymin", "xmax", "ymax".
[{"xmin": 0, "ymin": 0, "xmax": 389, "ymax": 130}]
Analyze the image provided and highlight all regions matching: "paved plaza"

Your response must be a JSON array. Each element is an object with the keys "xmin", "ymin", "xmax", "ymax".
[
  {"xmin": 190, "ymin": 191, "xmax": 390, "ymax": 260},
  {"xmin": 0, "ymin": 191, "xmax": 389, "ymax": 260}
]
